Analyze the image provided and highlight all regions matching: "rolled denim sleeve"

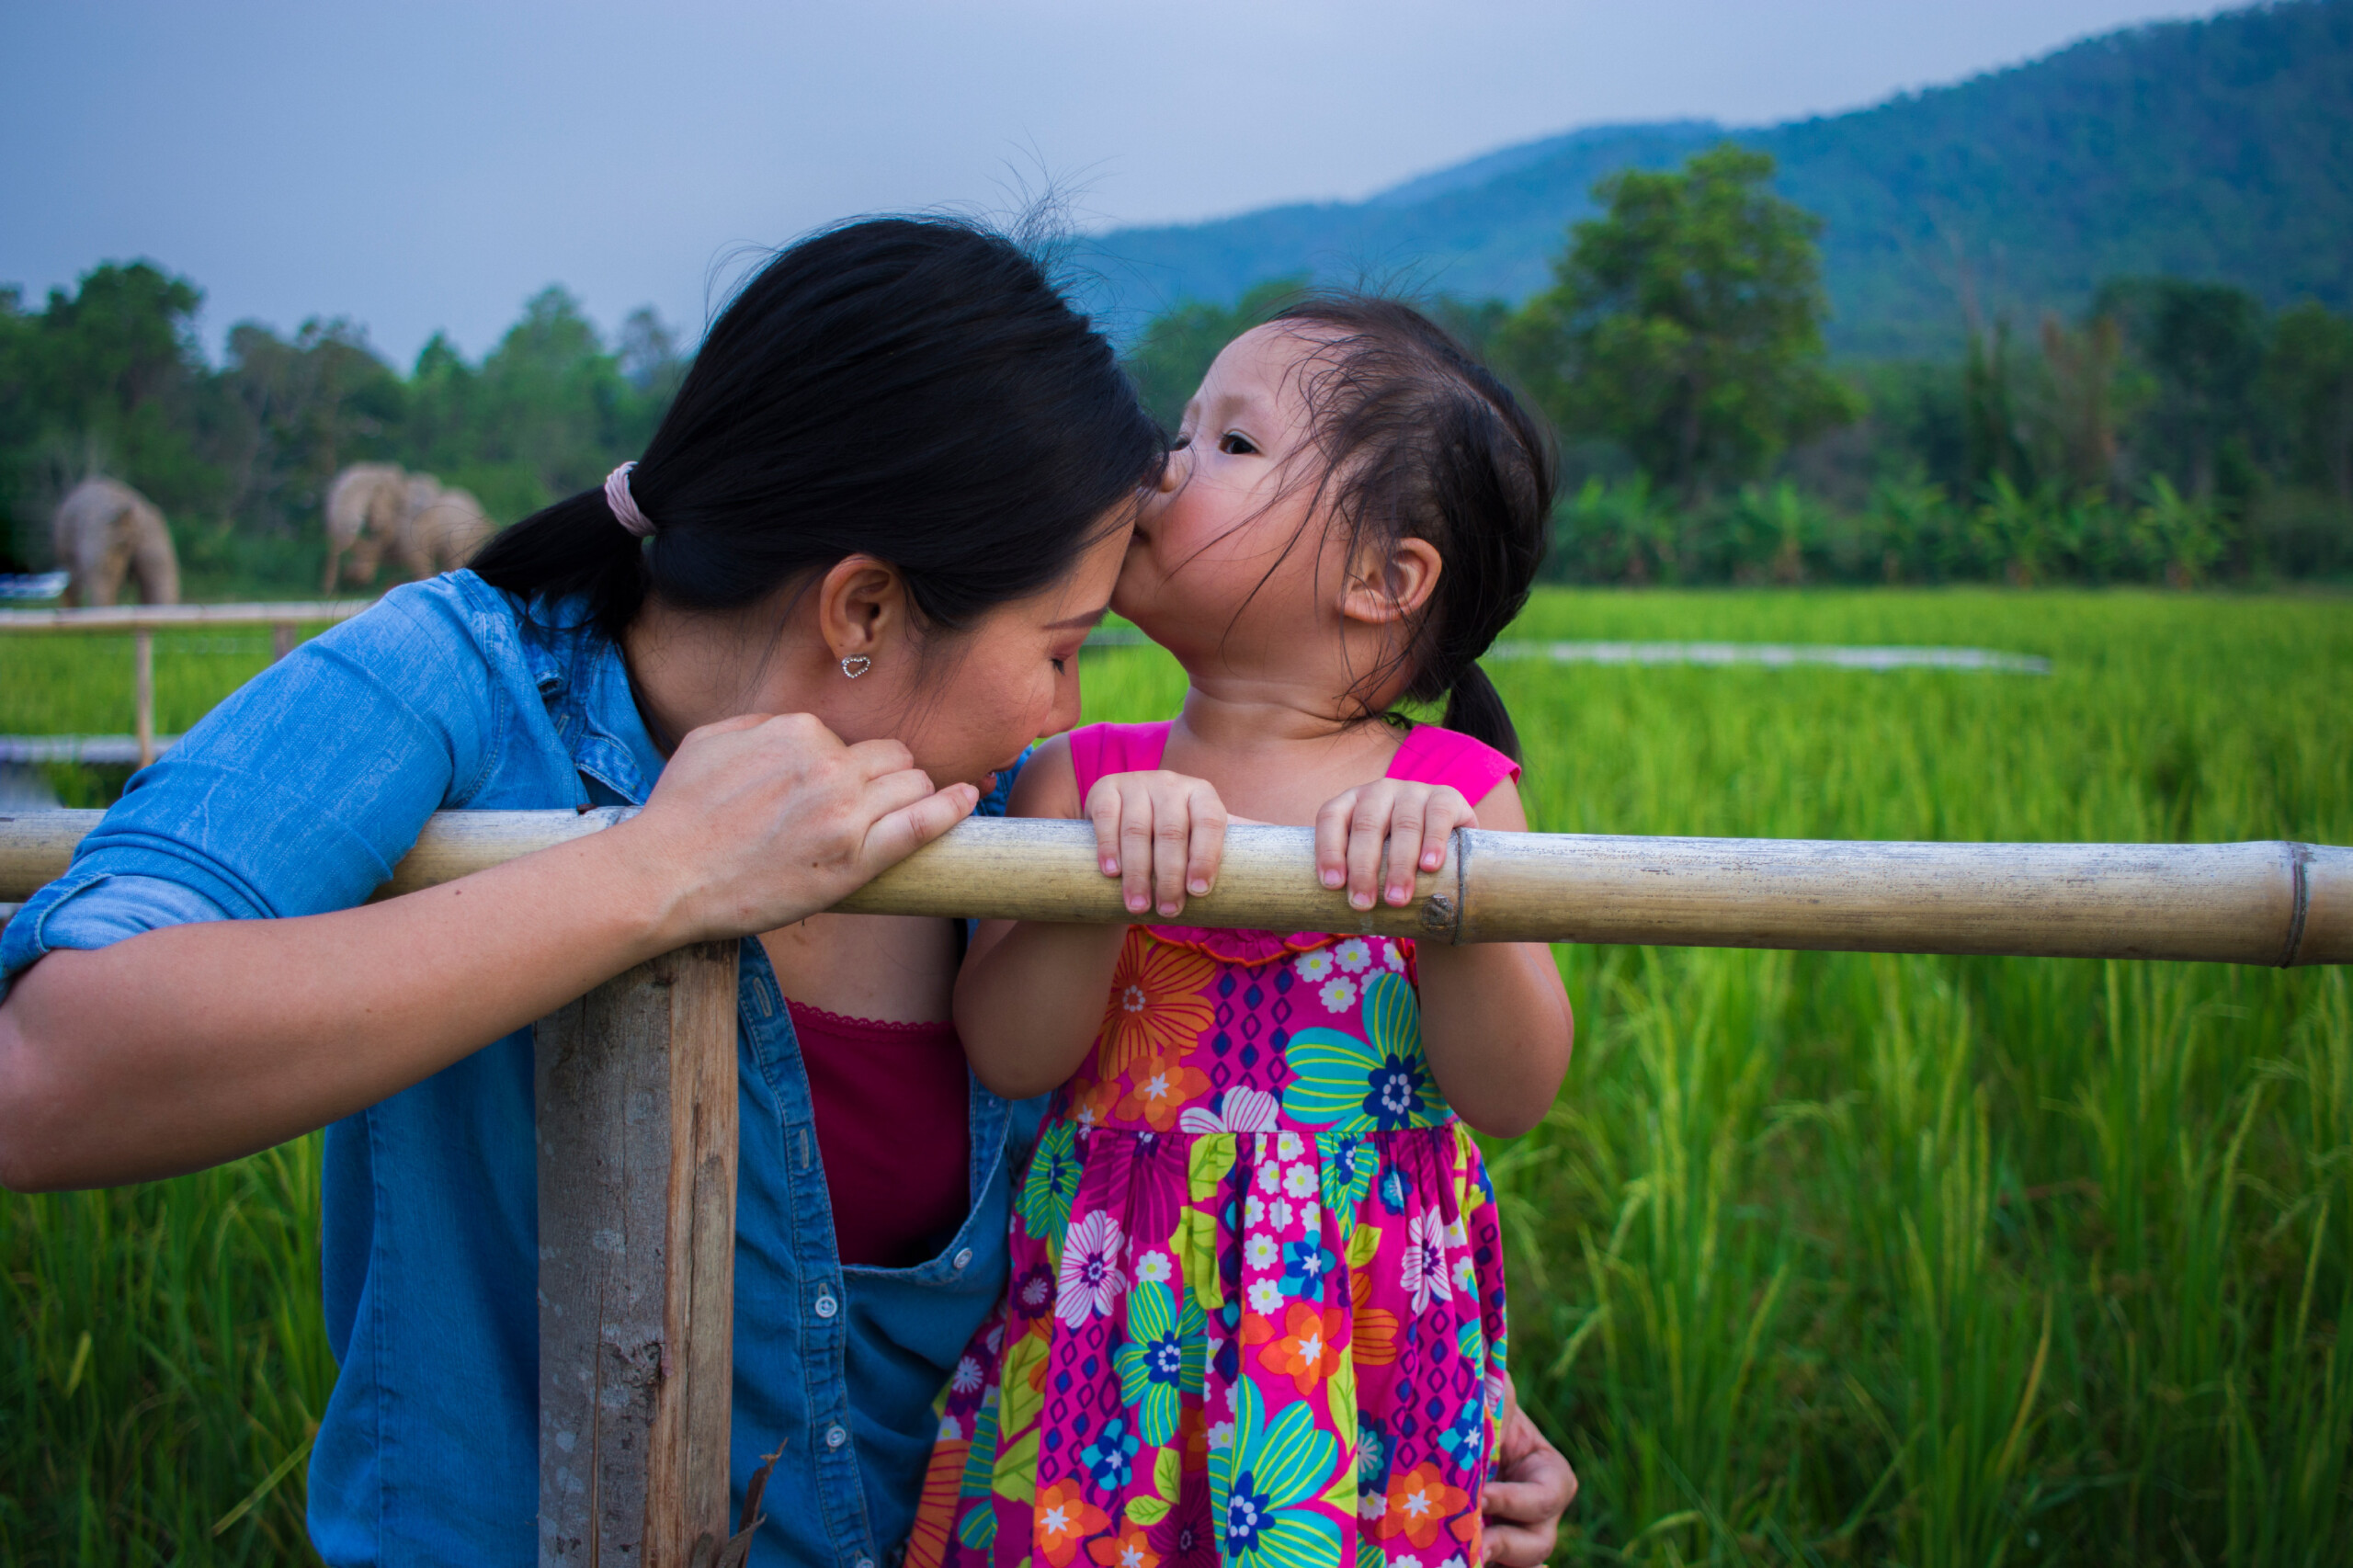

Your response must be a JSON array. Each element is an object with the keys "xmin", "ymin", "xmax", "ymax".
[{"xmin": 1, "ymin": 579, "xmax": 506, "ymax": 999}]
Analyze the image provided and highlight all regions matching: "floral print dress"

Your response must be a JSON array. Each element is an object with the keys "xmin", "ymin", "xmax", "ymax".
[{"xmin": 906, "ymin": 722, "xmax": 1520, "ymax": 1568}]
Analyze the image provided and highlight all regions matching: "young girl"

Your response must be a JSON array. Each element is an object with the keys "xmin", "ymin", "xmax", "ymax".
[{"xmin": 909, "ymin": 298, "xmax": 1574, "ymax": 1568}]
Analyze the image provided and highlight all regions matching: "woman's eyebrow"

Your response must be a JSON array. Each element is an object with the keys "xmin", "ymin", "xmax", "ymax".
[{"xmin": 1043, "ymin": 606, "xmax": 1112, "ymax": 631}]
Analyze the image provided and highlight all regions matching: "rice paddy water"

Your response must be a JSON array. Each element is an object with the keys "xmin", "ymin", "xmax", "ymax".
[{"xmin": 3, "ymin": 588, "xmax": 2347, "ymax": 1562}]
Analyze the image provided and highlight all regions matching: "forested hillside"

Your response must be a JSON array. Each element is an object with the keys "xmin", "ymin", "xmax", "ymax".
[{"xmin": 1086, "ymin": 0, "xmax": 2353, "ymax": 356}]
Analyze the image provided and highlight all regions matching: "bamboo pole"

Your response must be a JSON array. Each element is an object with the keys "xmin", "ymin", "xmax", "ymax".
[
  {"xmin": 132, "ymin": 630, "xmax": 154, "ymax": 769},
  {"xmin": 0, "ymin": 599, "xmax": 376, "ymax": 632},
  {"xmin": 0, "ymin": 810, "xmax": 2344, "ymax": 965}
]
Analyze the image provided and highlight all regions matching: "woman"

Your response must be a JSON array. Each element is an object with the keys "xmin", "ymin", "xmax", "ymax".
[{"xmin": 0, "ymin": 219, "xmax": 1573, "ymax": 1564}]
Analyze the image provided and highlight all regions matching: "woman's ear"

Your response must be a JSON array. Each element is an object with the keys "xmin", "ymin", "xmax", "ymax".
[
  {"xmin": 815, "ymin": 553, "xmax": 908, "ymax": 663},
  {"xmin": 1340, "ymin": 535, "xmax": 1443, "ymax": 626}
]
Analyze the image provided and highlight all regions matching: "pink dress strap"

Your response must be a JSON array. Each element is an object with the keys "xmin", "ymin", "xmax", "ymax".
[
  {"xmin": 1386, "ymin": 721, "xmax": 1520, "ymax": 805},
  {"xmin": 1066, "ymin": 721, "xmax": 1173, "ymax": 802}
]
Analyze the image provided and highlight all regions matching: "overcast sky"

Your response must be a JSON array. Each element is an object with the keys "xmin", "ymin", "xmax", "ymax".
[{"xmin": 2, "ymin": 0, "xmax": 2220, "ymax": 365}]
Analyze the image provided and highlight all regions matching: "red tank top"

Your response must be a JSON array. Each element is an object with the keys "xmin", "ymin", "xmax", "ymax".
[{"xmin": 786, "ymin": 1000, "xmax": 971, "ymax": 1270}]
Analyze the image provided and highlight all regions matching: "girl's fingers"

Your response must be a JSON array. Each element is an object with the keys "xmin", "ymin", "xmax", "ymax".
[
  {"xmin": 1385, "ymin": 796, "xmax": 1427, "ymax": 906},
  {"xmin": 1120, "ymin": 786, "xmax": 1157, "ymax": 915},
  {"xmin": 1086, "ymin": 784, "xmax": 1125, "ymax": 877},
  {"xmin": 1152, "ymin": 796, "xmax": 1191, "ymax": 916},
  {"xmin": 1314, "ymin": 791, "xmax": 1358, "ymax": 890},
  {"xmin": 1418, "ymin": 790, "xmax": 1471, "ymax": 882},
  {"xmin": 1184, "ymin": 789, "xmax": 1227, "ymax": 905},
  {"xmin": 1344, "ymin": 789, "xmax": 1393, "ymax": 911}
]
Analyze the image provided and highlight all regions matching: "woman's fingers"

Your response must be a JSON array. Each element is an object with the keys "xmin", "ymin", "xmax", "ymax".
[{"xmin": 858, "ymin": 781, "xmax": 981, "ymax": 877}]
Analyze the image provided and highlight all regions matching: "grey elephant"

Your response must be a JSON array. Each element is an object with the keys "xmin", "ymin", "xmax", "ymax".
[
  {"xmin": 404, "ymin": 485, "xmax": 494, "ymax": 574},
  {"xmin": 322, "ymin": 462, "xmax": 415, "ymax": 592},
  {"xmin": 51, "ymin": 477, "xmax": 180, "ymax": 608}
]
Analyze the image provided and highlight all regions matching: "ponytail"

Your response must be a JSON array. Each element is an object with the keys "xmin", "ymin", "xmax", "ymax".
[
  {"xmin": 1441, "ymin": 662, "xmax": 1519, "ymax": 763},
  {"xmin": 472, "ymin": 490, "xmax": 650, "ymax": 640}
]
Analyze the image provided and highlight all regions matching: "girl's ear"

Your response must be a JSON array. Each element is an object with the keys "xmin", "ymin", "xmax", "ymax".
[
  {"xmin": 815, "ymin": 553, "xmax": 910, "ymax": 661},
  {"xmin": 1340, "ymin": 534, "xmax": 1443, "ymax": 626}
]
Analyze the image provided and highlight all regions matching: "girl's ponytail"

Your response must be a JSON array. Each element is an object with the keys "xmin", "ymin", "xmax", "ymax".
[{"xmin": 1441, "ymin": 662, "xmax": 1520, "ymax": 763}]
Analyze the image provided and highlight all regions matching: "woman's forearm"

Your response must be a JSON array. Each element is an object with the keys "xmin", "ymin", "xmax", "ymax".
[
  {"xmin": 0, "ymin": 712, "xmax": 978, "ymax": 1192},
  {"xmin": 1416, "ymin": 941, "xmax": 1574, "ymax": 1139},
  {"xmin": 953, "ymin": 918, "xmax": 1126, "ymax": 1100},
  {"xmin": 0, "ymin": 827, "xmax": 684, "ymax": 1191}
]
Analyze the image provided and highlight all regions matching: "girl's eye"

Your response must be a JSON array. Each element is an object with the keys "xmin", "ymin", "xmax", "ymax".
[
  {"xmin": 1169, "ymin": 431, "xmax": 1191, "ymax": 451},
  {"xmin": 1218, "ymin": 431, "xmax": 1258, "ymax": 456}
]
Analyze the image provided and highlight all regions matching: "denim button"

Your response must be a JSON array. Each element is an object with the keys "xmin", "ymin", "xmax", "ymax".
[
  {"xmin": 953, "ymin": 1248, "xmax": 973, "ymax": 1270},
  {"xmin": 826, "ymin": 1424, "xmax": 847, "ymax": 1449},
  {"xmin": 814, "ymin": 1291, "xmax": 838, "ymax": 1320}
]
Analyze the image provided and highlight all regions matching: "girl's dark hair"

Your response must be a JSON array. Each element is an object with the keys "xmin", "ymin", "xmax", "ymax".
[
  {"xmin": 473, "ymin": 217, "xmax": 1163, "ymax": 642},
  {"xmin": 1269, "ymin": 295, "xmax": 1556, "ymax": 761}
]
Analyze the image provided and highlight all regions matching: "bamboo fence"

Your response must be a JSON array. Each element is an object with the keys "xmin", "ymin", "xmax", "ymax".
[{"xmin": 1, "ymin": 808, "xmax": 2345, "ymax": 1562}]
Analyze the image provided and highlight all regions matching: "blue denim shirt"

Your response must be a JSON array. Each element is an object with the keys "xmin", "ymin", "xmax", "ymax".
[{"xmin": 0, "ymin": 573, "xmax": 1040, "ymax": 1566}]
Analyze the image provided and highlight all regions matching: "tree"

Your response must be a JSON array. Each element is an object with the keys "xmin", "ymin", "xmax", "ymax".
[
  {"xmin": 218, "ymin": 317, "xmax": 404, "ymax": 535},
  {"xmin": 1496, "ymin": 144, "xmax": 1858, "ymax": 501},
  {"xmin": 2262, "ymin": 301, "xmax": 2353, "ymax": 502},
  {"xmin": 2096, "ymin": 278, "xmax": 2267, "ymax": 498}
]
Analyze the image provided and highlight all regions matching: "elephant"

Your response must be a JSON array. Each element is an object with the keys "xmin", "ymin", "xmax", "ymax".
[
  {"xmin": 323, "ymin": 462, "xmax": 415, "ymax": 592},
  {"xmin": 404, "ymin": 483, "xmax": 494, "ymax": 574},
  {"xmin": 51, "ymin": 477, "xmax": 179, "ymax": 608}
]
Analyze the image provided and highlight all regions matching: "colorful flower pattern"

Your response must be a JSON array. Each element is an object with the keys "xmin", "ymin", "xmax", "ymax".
[{"xmin": 906, "ymin": 926, "xmax": 1510, "ymax": 1567}]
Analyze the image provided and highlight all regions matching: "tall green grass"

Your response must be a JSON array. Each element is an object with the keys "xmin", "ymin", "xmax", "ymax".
[{"xmin": 4, "ymin": 588, "xmax": 2348, "ymax": 1562}]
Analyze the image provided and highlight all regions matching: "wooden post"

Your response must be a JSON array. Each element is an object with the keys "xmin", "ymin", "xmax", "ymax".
[
  {"xmin": 271, "ymin": 620, "xmax": 296, "ymax": 662},
  {"xmin": 535, "ymin": 941, "xmax": 741, "ymax": 1567},
  {"xmin": 132, "ymin": 629, "xmax": 154, "ymax": 768}
]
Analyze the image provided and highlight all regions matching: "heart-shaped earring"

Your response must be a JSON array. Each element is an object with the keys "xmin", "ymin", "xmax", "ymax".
[{"xmin": 840, "ymin": 655, "xmax": 872, "ymax": 679}]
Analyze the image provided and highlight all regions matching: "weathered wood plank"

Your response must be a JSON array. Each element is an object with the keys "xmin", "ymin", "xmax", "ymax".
[{"xmin": 537, "ymin": 941, "xmax": 739, "ymax": 1567}]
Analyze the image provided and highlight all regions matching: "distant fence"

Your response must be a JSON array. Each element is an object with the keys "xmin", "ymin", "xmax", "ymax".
[{"xmin": 0, "ymin": 600, "xmax": 376, "ymax": 767}]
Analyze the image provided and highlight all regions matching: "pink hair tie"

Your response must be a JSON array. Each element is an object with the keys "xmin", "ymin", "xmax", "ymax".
[{"xmin": 604, "ymin": 461, "xmax": 654, "ymax": 538}]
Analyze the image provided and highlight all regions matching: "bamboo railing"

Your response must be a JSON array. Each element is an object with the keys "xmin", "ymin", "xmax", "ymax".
[
  {"xmin": 2, "ymin": 808, "xmax": 2345, "ymax": 1562},
  {"xmin": 3, "ymin": 810, "xmax": 2347, "ymax": 965}
]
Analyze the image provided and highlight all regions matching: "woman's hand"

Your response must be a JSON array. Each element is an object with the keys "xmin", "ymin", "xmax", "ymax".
[
  {"xmin": 1084, "ymin": 768, "xmax": 1230, "ymax": 919},
  {"xmin": 1314, "ymin": 778, "xmax": 1476, "ymax": 911},
  {"xmin": 1481, "ymin": 1375, "xmax": 1579, "ymax": 1564},
  {"xmin": 620, "ymin": 712, "xmax": 979, "ymax": 947}
]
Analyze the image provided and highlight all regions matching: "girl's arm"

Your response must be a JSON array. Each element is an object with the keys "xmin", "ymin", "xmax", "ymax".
[
  {"xmin": 1314, "ymin": 777, "xmax": 1573, "ymax": 1138},
  {"xmin": 954, "ymin": 736, "xmax": 1229, "ymax": 1100},
  {"xmin": 0, "ymin": 714, "xmax": 975, "ymax": 1191}
]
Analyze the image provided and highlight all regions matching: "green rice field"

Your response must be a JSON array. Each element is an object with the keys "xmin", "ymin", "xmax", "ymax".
[{"xmin": 4, "ymin": 588, "xmax": 2350, "ymax": 1563}]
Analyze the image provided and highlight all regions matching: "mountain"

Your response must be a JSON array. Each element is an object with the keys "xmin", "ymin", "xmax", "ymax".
[{"xmin": 1080, "ymin": 0, "xmax": 2353, "ymax": 358}]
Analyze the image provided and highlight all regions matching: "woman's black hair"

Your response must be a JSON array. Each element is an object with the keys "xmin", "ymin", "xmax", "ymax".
[
  {"xmin": 1267, "ymin": 295, "xmax": 1556, "ymax": 761},
  {"xmin": 472, "ymin": 217, "xmax": 1164, "ymax": 642}
]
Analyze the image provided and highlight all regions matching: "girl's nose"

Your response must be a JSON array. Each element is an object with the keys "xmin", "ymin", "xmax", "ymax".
[{"xmin": 1154, "ymin": 440, "xmax": 1189, "ymax": 494}]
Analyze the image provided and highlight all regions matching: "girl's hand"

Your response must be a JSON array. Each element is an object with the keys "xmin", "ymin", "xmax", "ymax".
[
  {"xmin": 1315, "ymin": 779, "xmax": 1477, "ymax": 911},
  {"xmin": 1085, "ymin": 769, "xmax": 1230, "ymax": 918},
  {"xmin": 620, "ymin": 711, "xmax": 979, "ymax": 944}
]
